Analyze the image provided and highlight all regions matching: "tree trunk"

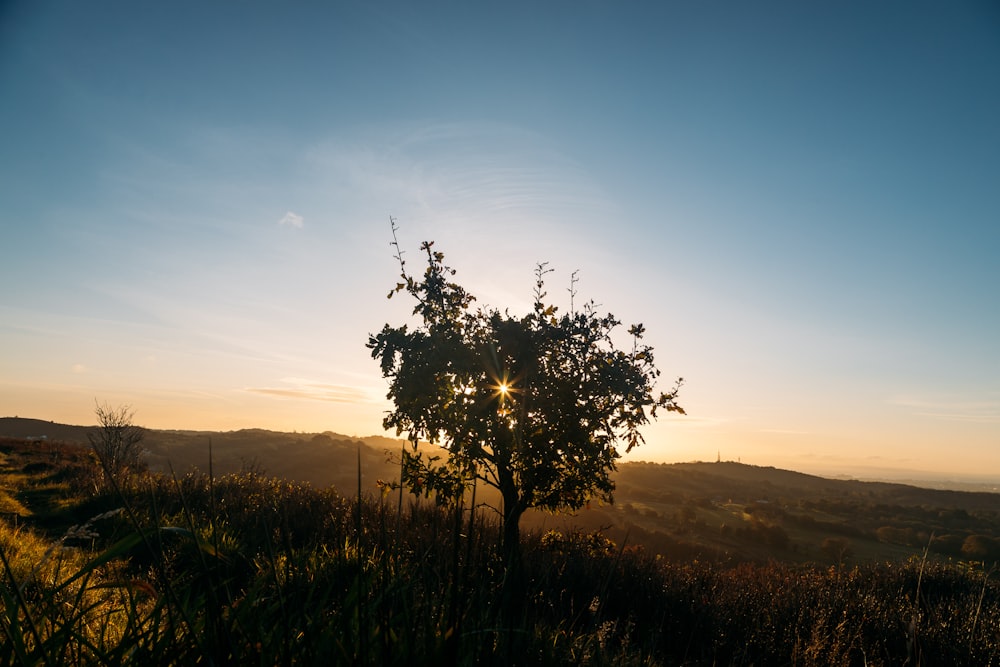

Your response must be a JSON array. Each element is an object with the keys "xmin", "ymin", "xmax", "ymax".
[
  {"xmin": 501, "ymin": 502, "xmax": 524, "ymax": 569},
  {"xmin": 497, "ymin": 462, "xmax": 523, "ymax": 569},
  {"xmin": 496, "ymin": 446, "xmax": 527, "ymax": 655},
  {"xmin": 499, "ymin": 487, "xmax": 526, "ymax": 658}
]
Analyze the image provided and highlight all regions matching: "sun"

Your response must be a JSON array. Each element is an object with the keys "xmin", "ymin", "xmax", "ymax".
[{"xmin": 491, "ymin": 370, "xmax": 518, "ymax": 406}]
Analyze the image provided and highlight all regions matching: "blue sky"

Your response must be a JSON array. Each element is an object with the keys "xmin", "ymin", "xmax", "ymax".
[{"xmin": 1, "ymin": 1, "xmax": 998, "ymax": 479}]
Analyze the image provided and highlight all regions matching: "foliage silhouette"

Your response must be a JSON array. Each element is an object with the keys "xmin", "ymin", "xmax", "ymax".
[
  {"xmin": 88, "ymin": 402, "xmax": 145, "ymax": 490},
  {"xmin": 368, "ymin": 220, "xmax": 684, "ymax": 566}
]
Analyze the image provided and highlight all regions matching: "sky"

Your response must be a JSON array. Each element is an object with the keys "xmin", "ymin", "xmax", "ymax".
[{"xmin": 1, "ymin": 1, "xmax": 998, "ymax": 481}]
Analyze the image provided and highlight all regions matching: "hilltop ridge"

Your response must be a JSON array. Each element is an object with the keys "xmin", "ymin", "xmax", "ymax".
[{"xmin": 4, "ymin": 416, "xmax": 1000, "ymax": 566}]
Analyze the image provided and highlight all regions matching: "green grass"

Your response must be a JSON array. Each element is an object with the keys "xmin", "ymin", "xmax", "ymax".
[{"xmin": 1, "ymin": 438, "xmax": 999, "ymax": 664}]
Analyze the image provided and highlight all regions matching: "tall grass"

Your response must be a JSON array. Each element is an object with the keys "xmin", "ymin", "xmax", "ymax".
[{"xmin": 1, "ymin": 462, "xmax": 999, "ymax": 665}]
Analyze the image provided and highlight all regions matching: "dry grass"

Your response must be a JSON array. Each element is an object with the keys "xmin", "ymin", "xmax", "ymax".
[{"xmin": 0, "ymin": 439, "xmax": 998, "ymax": 664}]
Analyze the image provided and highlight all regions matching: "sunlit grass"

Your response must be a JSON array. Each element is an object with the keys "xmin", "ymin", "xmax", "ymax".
[
  {"xmin": 0, "ymin": 489, "xmax": 29, "ymax": 516},
  {"xmin": 1, "ymin": 438, "xmax": 999, "ymax": 664}
]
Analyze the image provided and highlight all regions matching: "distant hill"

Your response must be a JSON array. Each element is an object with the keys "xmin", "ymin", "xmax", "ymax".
[
  {"xmin": 5, "ymin": 417, "xmax": 1000, "ymax": 566},
  {"xmin": 0, "ymin": 417, "xmax": 98, "ymax": 443},
  {"xmin": 616, "ymin": 460, "xmax": 1000, "ymax": 512},
  {"xmin": 594, "ymin": 459, "xmax": 1000, "ymax": 564},
  {"xmin": 0, "ymin": 417, "xmax": 401, "ymax": 494}
]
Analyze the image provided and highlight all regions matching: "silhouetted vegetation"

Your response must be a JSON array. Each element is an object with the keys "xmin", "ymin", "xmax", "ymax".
[
  {"xmin": 2, "ymin": 437, "xmax": 1000, "ymax": 664},
  {"xmin": 368, "ymin": 225, "xmax": 683, "ymax": 567},
  {"xmin": 87, "ymin": 402, "xmax": 146, "ymax": 493}
]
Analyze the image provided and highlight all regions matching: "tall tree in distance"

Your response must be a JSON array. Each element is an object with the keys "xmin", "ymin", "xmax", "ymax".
[
  {"xmin": 368, "ymin": 220, "xmax": 684, "ymax": 565},
  {"xmin": 88, "ymin": 401, "xmax": 146, "ymax": 490}
]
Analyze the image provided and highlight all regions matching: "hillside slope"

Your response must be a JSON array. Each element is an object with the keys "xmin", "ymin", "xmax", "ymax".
[{"xmin": 4, "ymin": 417, "xmax": 1000, "ymax": 566}]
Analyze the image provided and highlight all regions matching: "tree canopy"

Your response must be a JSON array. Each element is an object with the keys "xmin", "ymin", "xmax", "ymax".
[{"xmin": 368, "ymin": 226, "xmax": 683, "ymax": 561}]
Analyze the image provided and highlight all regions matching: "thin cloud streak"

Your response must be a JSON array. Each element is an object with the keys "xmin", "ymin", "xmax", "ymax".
[
  {"xmin": 307, "ymin": 121, "xmax": 615, "ymax": 229},
  {"xmin": 657, "ymin": 414, "xmax": 729, "ymax": 429},
  {"xmin": 245, "ymin": 379, "xmax": 372, "ymax": 404},
  {"xmin": 888, "ymin": 395, "xmax": 1000, "ymax": 423},
  {"xmin": 759, "ymin": 428, "xmax": 812, "ymax": 436}
]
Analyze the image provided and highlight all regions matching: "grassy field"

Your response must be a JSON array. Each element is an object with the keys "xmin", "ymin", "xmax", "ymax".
[{"xmin": 1, "ymin": 435, "xmax": 999, "ymax": 665}]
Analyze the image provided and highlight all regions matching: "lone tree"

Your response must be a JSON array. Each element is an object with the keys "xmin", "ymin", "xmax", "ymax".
[
  {"xmin": 368, "ymin": 224, "xmax": 683, "ymax": 564},
  {"xmin": 88, "ymin": 401, "xmax": 145, "ymax": 489}
]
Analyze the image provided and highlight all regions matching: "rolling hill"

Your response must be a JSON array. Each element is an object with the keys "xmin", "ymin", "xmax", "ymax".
[{"xmin": 3, "ymin": 416, "xmax": 999, "ymax": 566}]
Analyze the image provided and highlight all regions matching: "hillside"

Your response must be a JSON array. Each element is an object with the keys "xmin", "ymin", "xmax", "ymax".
[
  {"xmin": 3, "ymin": 433, "xmax": 998, "ymax": 664},
  {"xmin": 592, "ymin": 460, "xmax": 1000, "ymax": 565},
  {"xmin": 4, "ymin": 417, "xmax": 1000, "ymax": 568},
  {"xmin": 0, "ymin": 417, "xmax": 400, "ymax": 494}
]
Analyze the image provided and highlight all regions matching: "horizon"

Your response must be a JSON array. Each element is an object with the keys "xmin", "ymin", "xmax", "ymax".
[
  {"xmin": 3, "ymin": 414, "xmax": 999, "ymax": 491},
  {"xmin": 2, "ymin": 3, "xmax": 998, "ymax": 481}
]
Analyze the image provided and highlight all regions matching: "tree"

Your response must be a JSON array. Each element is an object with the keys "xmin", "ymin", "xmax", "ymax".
[
  {"xmin": 961, "ymin": 534, "xmax": 1000, "ymax": 563},
  {"xmin": 820, "ymin": 537, "xmax": 853, "ymax": 567},
  {"xmin": 367, "ymin": 224, "xmax": 684, "ymax": 565},
  {"xmin": 88, "ymin": 401, "xmax": 145, "ymax": 489}
]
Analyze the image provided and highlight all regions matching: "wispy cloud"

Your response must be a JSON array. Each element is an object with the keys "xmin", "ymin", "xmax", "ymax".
[
  {"xmin": 278, "ymin": 211, "xmax": 304, "ymax": 228},
  {"xmin": 659, "ymin": 414, "xmax": 729, "ymax": 429},
  {"xmin": 245, "ymin": 378, "xmax": 369, "ymax": 404},
  {"xmin": 888, "ymin": 394, "xmax": 1000, "ymax": 423},
  {"xmin": 306, "ymin": 121, "xmax": 615, "ymax": 231},
  {"xmin": 758, "ymin": 428, "xmax": 812, "ymax": 436}
]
